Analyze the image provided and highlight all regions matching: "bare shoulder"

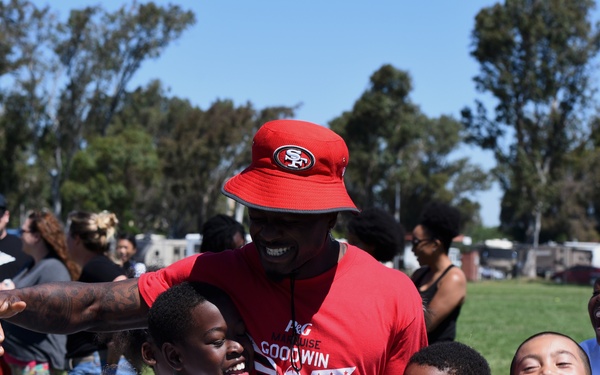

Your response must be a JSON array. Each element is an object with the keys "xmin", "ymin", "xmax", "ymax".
[{"xmin": 440, "ymin": 267, "xmax": 467, "ymax": 288}]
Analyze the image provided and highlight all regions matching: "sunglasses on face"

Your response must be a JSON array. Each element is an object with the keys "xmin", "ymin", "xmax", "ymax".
[{"xmin": 411, "ymin": 237, "xmax": 433, "ymax": 247}]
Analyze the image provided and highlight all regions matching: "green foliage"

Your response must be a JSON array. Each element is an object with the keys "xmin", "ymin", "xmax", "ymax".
[
  {"xmin": 155, "ymin": 98, "xmax": 294, "ymax": 237},
  {"xmin": 457, "ymin": 280, "xmax": 591, "ymax": 375},
  {"xmin": 331, "ymin": 64, "xmax": 490, "ymax": 231},
  {"xmin": 0, "ymin": 1, "xmax": 196, "ymax": 221},
  {"xmin": 62, "ymin": 126, "xmax": 159, "ymax": 233},
  {"xmin": 463, "ymin": 0, "xmax": 600, "ymax": 243}
]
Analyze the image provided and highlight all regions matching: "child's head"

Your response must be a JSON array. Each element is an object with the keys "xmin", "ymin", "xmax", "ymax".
[
  {"xmin": 142, "ymin": 281, "xmax": 253, "ymax": 375},
  {"xmin": 588, "ymin": 278, "xmax": 600, "ymax": 344},
  {"xmin": 404, "ymin": 341, "xmax": 490, "ymax": 375},
  {"xmin": 510, "ymin": 331, "xmax": 591, "ymax": 375}
]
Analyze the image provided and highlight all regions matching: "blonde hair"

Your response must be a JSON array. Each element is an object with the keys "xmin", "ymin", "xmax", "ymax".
[{"xmin": 68, "ymin": 211, "xmax": 119, "ymax": 254}]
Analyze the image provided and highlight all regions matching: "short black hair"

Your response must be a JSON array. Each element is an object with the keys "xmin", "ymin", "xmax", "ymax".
[
  {"xmin": 112, "ymin": 282, "xmax": 228, "ymax": 374},
  {"xmin": 148, "ymin": 282, "xmax": 227, "ymax": 347},
  {"xmin": 200, "ymin": 214, "xmax": 246, "ymax": 252},
  {"xmin": 117, "ymin": 232, "xmax": 137, "ymax": 249},
  {"xmin": 408, "ymin": 341, "xmax": 491, "ymax": 375},
  {"xmin": 510, "ymin": 331, "xmax": 591, "ymax": 375},
  {"xmin": 346, "ymin": 208, "xmax": 404, "ymax": 262},
  {"xmin": 418, "ymin": 201, "xmax": 461, "ymax": 253}
]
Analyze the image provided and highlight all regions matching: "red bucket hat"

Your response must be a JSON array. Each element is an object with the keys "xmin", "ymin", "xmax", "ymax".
[{"xmin": 222, "ymin": 119, "xmax": 359, "ymax": 214}]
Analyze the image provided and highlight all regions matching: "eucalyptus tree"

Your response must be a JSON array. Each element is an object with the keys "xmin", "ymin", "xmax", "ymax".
[
  {"xmin": 462, "ymin": 0, "xmax": 600, "ymax": 245},
  {"xmin": 0, "ymin": 1, "xmax": 195, "ymax": 218},
  {"xmin": 331, "ymin": 64, "xmax": 489, "ymax": 231},
  {"xmin": 0, "ymin": 0, "xmax": 56, "ymax": 213}
]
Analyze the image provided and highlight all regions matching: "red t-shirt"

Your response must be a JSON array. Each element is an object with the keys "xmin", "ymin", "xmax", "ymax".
[{"xmin": 139, "ymin": 243, "xmax": 427, "ymax": 374}]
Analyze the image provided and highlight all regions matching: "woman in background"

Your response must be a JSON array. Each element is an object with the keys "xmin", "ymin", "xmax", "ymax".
[
  {"xmin": 64, "ymin": 211, "xmax": 127, "ymax": 375},
  {"xmin": 411, "ymin": 201, "xmax": 467, "ymax": 344},
  {"xmin": 2, "ymin": 210, "xmax": 78, "ymax": 375},
  {"xmin": 115, "ymin": 233, "xmax": 146, "ymax": 278}
]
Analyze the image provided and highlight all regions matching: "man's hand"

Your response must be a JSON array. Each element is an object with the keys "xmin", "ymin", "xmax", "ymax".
[{"xmin": 0, "ymin": 294, "xmax": 26, "ymax": 355}]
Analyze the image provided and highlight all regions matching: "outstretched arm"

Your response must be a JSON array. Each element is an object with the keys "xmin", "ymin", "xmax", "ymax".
[{"xmin": 0, "ymin": 278, "xmax": 148, "ymax": 353}]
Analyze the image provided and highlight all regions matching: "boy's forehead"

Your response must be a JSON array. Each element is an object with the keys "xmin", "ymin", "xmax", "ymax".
[{"xmin": 518, "ymin": 334, "xmax": 579, "ymax": 357}]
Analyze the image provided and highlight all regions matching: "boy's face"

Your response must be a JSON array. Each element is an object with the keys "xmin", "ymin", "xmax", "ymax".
[
  {"xmin": 588, "ymin": 279, "xmax": 600, "ymax": 343},
  {"xmin": 512, "ymin": 334, "xmax": 589, "ymax": 375},
  {"xmin": 175, "ymin": 301, "xmax": 249, "ymax": 375},
  {"xmin": 145, "ymin": 300, "xmax": 252, "ymax": 375}
]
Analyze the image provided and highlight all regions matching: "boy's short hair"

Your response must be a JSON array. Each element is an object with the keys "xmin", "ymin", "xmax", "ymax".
[{"xmin": 408, "ymin": 341, "xmax": 491, "ymax": 375}]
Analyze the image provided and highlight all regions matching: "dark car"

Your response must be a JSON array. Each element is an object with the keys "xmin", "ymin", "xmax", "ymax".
[{"xmin": 552, "ymin": 265, "xmax": 600, "ymax": 285}]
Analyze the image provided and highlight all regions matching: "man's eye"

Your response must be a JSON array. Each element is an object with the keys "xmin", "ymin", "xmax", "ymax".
[{"xmin": 212, "ymin": 339, "xmax": 225, "ymax": 348}]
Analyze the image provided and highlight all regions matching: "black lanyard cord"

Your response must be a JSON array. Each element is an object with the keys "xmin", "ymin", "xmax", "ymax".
[{"xmin": 289, "ymin": 275, "xmax": 302, "ymax": 373}]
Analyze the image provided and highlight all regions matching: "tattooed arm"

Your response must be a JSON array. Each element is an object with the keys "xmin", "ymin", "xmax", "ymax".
[{"xmin": 0, "ymin": 278, "xmax": 148, "ymax": 354}]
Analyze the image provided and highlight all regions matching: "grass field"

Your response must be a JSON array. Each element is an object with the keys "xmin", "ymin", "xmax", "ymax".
[{"xmin": 456, "ymin": 279, "xmax": 592, "ymax": 375}]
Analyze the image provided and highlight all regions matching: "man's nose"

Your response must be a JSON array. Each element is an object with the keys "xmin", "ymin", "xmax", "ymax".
[
  {"xmin": 259, "ymin": 223, "xmax": 283, "ymax": 241},
  {"xmin": 226, "ymin": 339, "xmax": 244, "ymax": 355}
]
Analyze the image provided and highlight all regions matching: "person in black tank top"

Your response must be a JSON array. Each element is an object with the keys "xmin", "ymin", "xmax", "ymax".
[{"xmin": 410, "ymin": 201, "xmax": 467, "ymax": 344}]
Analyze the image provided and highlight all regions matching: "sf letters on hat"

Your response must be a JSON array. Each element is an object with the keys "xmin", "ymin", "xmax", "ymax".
[{"xmin": 274, "ymin": 146, "xmax": 315, "ymax": 171}]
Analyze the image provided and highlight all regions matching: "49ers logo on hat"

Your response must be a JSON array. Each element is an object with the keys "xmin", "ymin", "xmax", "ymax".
[{"xmin": 273, "ymin": 145, "xmax": 315, "ymax": 171}]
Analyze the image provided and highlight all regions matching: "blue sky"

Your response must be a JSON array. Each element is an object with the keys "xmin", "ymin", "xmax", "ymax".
[{"xmin": 45, "ymin": 1, "xmax": 502, "ymax": 226}]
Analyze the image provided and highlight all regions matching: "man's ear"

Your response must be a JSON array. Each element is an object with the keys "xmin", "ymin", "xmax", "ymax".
[
  {"xmin": 141, "ymin": 342, "xmax": 157, "ymax": 367},
  {"xmin": 162, "ymin": 342, "xmax": 184, "ymax": 371}
]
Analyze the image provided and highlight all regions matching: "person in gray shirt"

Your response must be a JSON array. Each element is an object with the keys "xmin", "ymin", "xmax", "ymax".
[{"xmin": 1, "ymin": 210, "xmax": 78, "ymax": 374}]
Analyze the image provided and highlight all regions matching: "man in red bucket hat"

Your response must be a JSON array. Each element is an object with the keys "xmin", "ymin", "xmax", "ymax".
[{"xmin": 0, "ymin": 120, "xmax": 427, "ymax": 374}]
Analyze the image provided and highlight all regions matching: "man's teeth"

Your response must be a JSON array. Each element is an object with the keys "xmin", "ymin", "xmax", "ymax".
[
  {"xmin": 226, "ymin": 362, "xmax": 245, "ymax": 373},
  {"xmin": 266, "ymin": 247, "xmax": 289, "ymax": 256}
]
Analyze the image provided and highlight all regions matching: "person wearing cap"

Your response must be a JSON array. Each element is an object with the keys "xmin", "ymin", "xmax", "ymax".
[
  {"xmin": 0, "ymin": 194, "xmax": 33, "ymax": 281},
  {"xmin": 0, "ymin": 120, "xmax": 428, "ymax": 374}
]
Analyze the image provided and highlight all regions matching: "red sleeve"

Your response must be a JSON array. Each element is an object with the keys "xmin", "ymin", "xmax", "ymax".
[
  {"xmin": 384, "ymin": 288, "xmax": 428, "ymax": 374},
  {"xmin": 138, "ymin": 254, "xmax": 202, "ymax": 307}
]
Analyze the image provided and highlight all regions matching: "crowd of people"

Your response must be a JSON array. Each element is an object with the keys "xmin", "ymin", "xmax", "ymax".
[{"xmin": 0, "ymin": 119, "xmax": 595, "ymax": 374}]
